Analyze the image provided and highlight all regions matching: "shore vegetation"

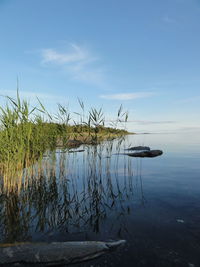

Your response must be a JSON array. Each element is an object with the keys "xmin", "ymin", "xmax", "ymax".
[{"xmin": 0, "ymin": 91, "xmax": 129, "ymax": 183}]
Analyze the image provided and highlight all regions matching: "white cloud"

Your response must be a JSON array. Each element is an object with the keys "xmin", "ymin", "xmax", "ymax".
[
  {"xmin": 131, "ymin": 120, "xmax": 176, "ymax": 125},
  {"xmin": 163, "ymin": 15, "xmax": 176, "ymax": 24},
  {"xmin": 0, "ymin": 89, "xmax": 64, "ymax": 103},
  {"xmin": 41, "ymin": 44, "xmax": 88, "ymax": 64},
  {"xmin": 177, "ymin": 96, "xmax": 200, "ymax": 104},
  {"xmin": 100, "ymin": 92, "xmax": 154, "ymax": 100},
  {"xmin": 179, "ymin": 126, "xmax": 200, "ymax": 132},
  {"xmin": 41, "ymin": 44, "xmax": 105, "ymax": 86}
]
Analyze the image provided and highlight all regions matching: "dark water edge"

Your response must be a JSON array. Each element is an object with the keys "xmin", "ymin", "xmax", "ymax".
[{"xmin": 0, "ymin": 132, "xmax": 200, "ymax": 267}]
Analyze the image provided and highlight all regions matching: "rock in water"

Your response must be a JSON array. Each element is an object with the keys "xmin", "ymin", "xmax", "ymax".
[
  {"xmin": 125, "ymin": 146, "xmax": 150, "ymax": 151},
  {"xmin": 68, "ymin": 149, "xmax": 85, "ymax": 153},
  {"xmin": 126, "ymin": 150, "xmax": 163, "ymax": 158},
  {"xmin": 0, "ymin": 240, "xmax": 126, "ymax": 266}
]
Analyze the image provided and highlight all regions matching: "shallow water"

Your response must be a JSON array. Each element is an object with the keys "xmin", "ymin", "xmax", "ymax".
[{"xmin": 0, "ymin": 133, "xmax": 200, "ymax": 267}]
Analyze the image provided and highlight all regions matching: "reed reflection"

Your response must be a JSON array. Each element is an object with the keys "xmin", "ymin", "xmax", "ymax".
[{"xmin": 0, "ymin": 139, "xmax": 145, "ymax": 243}]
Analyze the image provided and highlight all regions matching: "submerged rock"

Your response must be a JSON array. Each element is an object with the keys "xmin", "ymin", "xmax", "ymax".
[
  {"xmin": 0, "ymin": 240, "xmax": 126, "ymax": 266},
  {"xmin": 68, "ymin": 149, "xmax": 85, "ymax": 153},
  {"xmin": 125, "ymin": 146, "xmax": 150, "ymax": 151},
  {"xmin": 125, "ymin": 149, "xmax": 163, "ymax": 158}
]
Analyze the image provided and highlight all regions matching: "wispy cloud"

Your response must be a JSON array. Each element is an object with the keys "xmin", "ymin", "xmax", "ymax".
[
  {"xmin": 105, "ymin": 119, "xmax": 176, "ymax": 125},
  {"xmin": 99, "ymin": 92, "xmax": 154, "ymax": 100},
  {"xmin": 41, "ymin": 44, "xmax": 89, "ymax": 64},
  {"xmin": 177, "ymin": 96, "xmax": 200, "ymax": 104},
  {"xmin": 132, "ymin": 120, "xmax": 176, "ymax": 125},
  {"xmin": 41, "ymin": 44, "xmax": 105, "ymax": 86},
  {"xmin": 179, "ymin": 126, "xmax": 200, "ymax": 132},
  {"xmin": 0, "ymin": 89, "xmax": 64, "ymax": 103},
  {"xmin": 163, "ymin": 15, "xmax": 176, "ymax": 24}
]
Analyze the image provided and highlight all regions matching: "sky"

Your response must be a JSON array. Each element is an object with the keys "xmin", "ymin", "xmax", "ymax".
[{"xmin": 0, "ymin": 0, "xmax": 200, "ymax": 133}]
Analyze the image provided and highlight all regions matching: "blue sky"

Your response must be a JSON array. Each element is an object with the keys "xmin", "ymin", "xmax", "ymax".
[{"xmin": 0, "ymin": 0, "xmax": 200, "ymax": 132}]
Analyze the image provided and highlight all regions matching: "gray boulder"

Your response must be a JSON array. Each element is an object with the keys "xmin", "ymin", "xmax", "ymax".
[{"xmin": 126, "ymin": 149, "xmax": 163, "ymax": 158}]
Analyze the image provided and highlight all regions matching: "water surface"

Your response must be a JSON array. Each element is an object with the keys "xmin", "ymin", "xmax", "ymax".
[{"xmin": 0, "ymin": 132, "xmax": 200, "ymax": 267}]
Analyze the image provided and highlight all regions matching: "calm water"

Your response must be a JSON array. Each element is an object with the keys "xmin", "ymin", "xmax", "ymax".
[{"xmin": 0, "ymin": 133, "xmax": 200, "ymax": 267}]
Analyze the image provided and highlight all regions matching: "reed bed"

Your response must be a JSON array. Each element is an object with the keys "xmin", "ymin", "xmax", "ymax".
[{"xmin": 0, "ymin": 91, "xmax": 129, "ymax": 192}]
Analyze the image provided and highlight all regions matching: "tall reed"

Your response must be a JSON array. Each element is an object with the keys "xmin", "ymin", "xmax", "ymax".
[{"xmin": 0, "ymin": 91, "xmax": 129, "ymax": 192}]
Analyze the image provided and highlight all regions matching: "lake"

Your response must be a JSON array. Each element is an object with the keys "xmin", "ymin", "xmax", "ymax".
[{"xmin": 0, "ymin": 132, "xmax": 200, "ymax": 267}]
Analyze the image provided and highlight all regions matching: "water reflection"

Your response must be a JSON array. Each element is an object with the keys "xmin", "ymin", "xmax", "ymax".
[{"xmin": 0, "ymin": 138, "xmax": 145, "ymax": 243}]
